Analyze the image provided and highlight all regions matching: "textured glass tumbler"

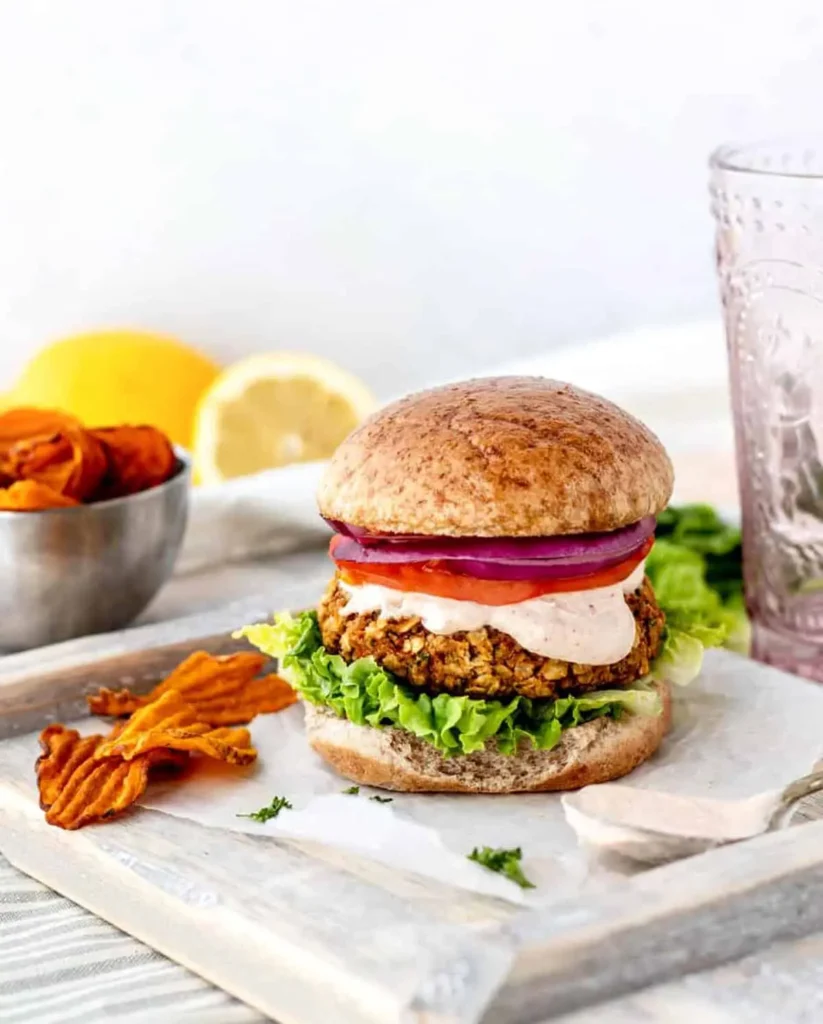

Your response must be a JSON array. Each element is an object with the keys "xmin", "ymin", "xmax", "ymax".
[{"xmin": 711, "ymin": 141, "xmax": 823, "ymax": 681}]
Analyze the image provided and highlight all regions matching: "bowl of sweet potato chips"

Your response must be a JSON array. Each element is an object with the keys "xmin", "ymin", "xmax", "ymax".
[{"xmin": 0, "ymin": 406, "xmax": 190, "ymax": 650}]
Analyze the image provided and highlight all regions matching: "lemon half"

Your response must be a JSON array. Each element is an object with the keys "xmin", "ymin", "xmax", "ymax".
[
  {"xmin": 14, "ymin": 329, "xmax": 220, "ymax": 447},
  {"xmin": 192, "ymin": 352, "xmax": 376, "ymax": 484}
]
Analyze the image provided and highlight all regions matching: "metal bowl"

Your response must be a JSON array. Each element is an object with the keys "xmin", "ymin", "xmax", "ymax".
[{"xmin": 0, "ymin": 448, "xmax": 191, "ymax": 651}]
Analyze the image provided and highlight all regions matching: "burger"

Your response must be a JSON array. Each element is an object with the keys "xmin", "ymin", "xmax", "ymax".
[{"xmin": 241, "ymin": 377, "xmax": 705, "ymax": 793}]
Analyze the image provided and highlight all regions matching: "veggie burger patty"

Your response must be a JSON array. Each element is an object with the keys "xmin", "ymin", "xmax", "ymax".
[{"xmin": 318, "ymin": 572, "xmax": 665, "ymax": 700}]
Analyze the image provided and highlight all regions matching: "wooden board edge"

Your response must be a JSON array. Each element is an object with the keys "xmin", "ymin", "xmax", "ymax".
[
  {"xmin": 0, "ymin": 790, "xmax": 402, "ymax": 1024},
  {"xmin": 487, "ymin": 818, "xmax": 823, "ymax": 1021}
]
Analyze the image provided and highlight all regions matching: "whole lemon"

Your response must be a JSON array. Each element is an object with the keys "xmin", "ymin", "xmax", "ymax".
[{"xmin": 14, "ymin": 329, "xmax": 221, "ymax": 447}]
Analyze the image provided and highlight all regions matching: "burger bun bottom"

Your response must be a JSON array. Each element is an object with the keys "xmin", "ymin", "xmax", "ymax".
[{"xmin": 304, "ymin": 681, "xmax": 671, "ymax": 794}]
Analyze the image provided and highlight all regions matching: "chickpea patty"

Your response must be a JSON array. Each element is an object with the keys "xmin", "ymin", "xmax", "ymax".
[{"xmin": 318, "ymin": 574, "xmax": 665, "ymax": 700}]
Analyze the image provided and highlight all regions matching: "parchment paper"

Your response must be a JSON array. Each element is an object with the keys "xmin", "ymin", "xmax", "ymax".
[{"xmin": 137, "ymin": 649, "xmax": 823, "ymax": 906}]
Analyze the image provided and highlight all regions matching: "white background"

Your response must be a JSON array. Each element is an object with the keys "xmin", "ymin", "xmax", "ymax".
[{"xmin": 0, "ymin": 1, "xmax": 820, "ymax": 396}]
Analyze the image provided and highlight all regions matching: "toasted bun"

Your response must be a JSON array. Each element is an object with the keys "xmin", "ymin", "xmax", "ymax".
[
  {"xmin": 304, "ymin": 682, "xmax": 671, "ymax": 794},
  {"xmin": 317, "ymin": 377, "xmax": 673, "ymax": 536}
]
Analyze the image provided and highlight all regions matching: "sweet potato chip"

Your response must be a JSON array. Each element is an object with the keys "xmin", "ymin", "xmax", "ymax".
[
  {"xmin": 36, "ymin": 724, "xmax": 182, "ymax": 830},
  {"xmin": 46, "ymin": 756, "xmax": 151, "ymax": 830},
  {"xmin": 102, "ymin": 689, "xmax": 204, "ymax": 737},
  {"xmin": 147, "ymin": 651, "xmax": 267, "ymax": 704},
  {"xmin": 95, "ymin": 690, "xmax": 257, "ymax": 766},
  {"xmin": 187, "ymin": 675, "xmax": 297, "ymax": 725},
  {"xmin": 4, "ymin": 426, "xmax": 107, "ymax": 501},
  {"xmin": 0, "ymin": 409, "xmax": 177, "ymax": 507},
  {"xmin": 112, "ymin": 725, "xmax": 257, "ymax": 766},
  {"xmin": 86, "ymin": 688, "xmax": 142, "ymax": 718},
  {"xmin": 36, "ymin": 725, "xmax": 100, "ymax": 809},
  {"xmin": 91, "ymin": 425, "xmax": 176, "ymax": 499},
  {"xmin": 86, "ymin": 651, "xmax": 293, "ymax": 726},
  {"xmin": 37, "ymin": 649, "xmax": 263, "ymax": 829},
  {"xmin": 0, "ymin": 408, "xmax": 82, "ymax": 453},
  {"xmin": 0, "ymin": 480, "xmax": 80, "ymax": 511}
]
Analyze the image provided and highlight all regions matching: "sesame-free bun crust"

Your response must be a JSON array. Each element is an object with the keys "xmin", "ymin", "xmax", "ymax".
[
  {"xmin": 317, "ymin": 377, "xmax": 673, "ymax": 536},
  {"xmin": 304, "ymin": 681, "xmax": 671, "ymax": 794}
]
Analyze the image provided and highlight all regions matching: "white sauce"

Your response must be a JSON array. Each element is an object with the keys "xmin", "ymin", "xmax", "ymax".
[
  {"xmin": 340, "ymin": 560, "xmax": 645, "ymax": 665},
  {"xmin": 563, "ymin": 783, "xmax": 781, "ymax": 843}
]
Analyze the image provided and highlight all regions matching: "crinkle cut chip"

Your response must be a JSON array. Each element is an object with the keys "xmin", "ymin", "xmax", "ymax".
[
  {"xmin": 87, "ymin": 651, "xmax": 295, "ymax": 726},
  {"xmin": 90, "ymin": 425, "xmax": 176, "ymax": 499},
  {"xmin": 94, "ymin": 691, "xmax": 258, "ymax": 766},
  {"xmin": 36, "ymin": 724, "xmax": 183, "ymax": 830}
]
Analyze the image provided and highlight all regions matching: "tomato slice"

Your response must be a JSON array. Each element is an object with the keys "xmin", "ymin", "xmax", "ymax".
[{"xmin": 334, "ymin": 537, "xmax": 653, "ymax": 606}]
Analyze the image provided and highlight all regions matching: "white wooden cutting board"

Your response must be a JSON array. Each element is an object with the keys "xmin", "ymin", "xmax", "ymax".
[{"xmin": 3, "ymin": 607, "xmax": 823, "ymax": 1023}]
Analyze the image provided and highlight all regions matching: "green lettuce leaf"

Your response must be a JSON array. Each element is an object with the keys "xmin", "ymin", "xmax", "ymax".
[
  {"xmin": 652, "ymin": 628, "xmax": 706, "ymax": 687},
  {"xmin": 236, "ymin": 612, "xmax": 662, "ymax": 757},
  {"xmin": 646, "ymin": 504, "xmax": 749, "ymax": 682},
  {"xmin": 655, "ymin": 503, "xmax": 746, "ymax": 616},
  {"xmin": 656, "ymin": 504, "xmax": 741, "ymax": 558}
]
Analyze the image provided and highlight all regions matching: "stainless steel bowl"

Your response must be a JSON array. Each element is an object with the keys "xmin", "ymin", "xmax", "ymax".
[{"xmin": 0, "ymin": 448, "xmax": 191, "ymax": 651}]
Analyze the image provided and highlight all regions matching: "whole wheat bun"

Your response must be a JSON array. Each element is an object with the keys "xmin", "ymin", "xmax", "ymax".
[
  {"xmin": 304, "ymin": 681, "xmax": 671, "ymax": 793},
  {"xmin": 318, "ymin": 377, "xmax": 674, "ymax": 536}
]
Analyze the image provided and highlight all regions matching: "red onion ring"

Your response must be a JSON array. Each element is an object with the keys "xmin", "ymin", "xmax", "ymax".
[
  {"xmin": 325, "ymin": 516, "xmax": 656, "ymax": 564},
  {"xmin": 331, "ymin": 540, "xmax": 650, "ymax": 581}
]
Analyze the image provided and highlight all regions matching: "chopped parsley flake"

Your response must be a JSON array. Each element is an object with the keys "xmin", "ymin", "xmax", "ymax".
[
  {"xmin": 237, "ymin": 796, "xmax": 293, "ymax": 823},
  {"xmin": 468, "ymin": 846, "xmax": 535, "ymax": 889}
]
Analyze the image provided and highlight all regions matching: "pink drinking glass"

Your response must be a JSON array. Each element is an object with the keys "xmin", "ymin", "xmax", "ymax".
[{"xmin": 711, "ymin": 140, "xmax": 823, "ymax": 680}]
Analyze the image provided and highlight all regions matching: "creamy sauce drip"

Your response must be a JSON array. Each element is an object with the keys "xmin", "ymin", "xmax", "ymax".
[{"xmin": 339, "ymin": 560, "xmax": 646, "ymax": 665}]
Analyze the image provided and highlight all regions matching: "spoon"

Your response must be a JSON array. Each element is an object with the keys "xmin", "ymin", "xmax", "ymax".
[{"xmin": 561, "ymin": 769, "xmax": 823, "ymax": 866}]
